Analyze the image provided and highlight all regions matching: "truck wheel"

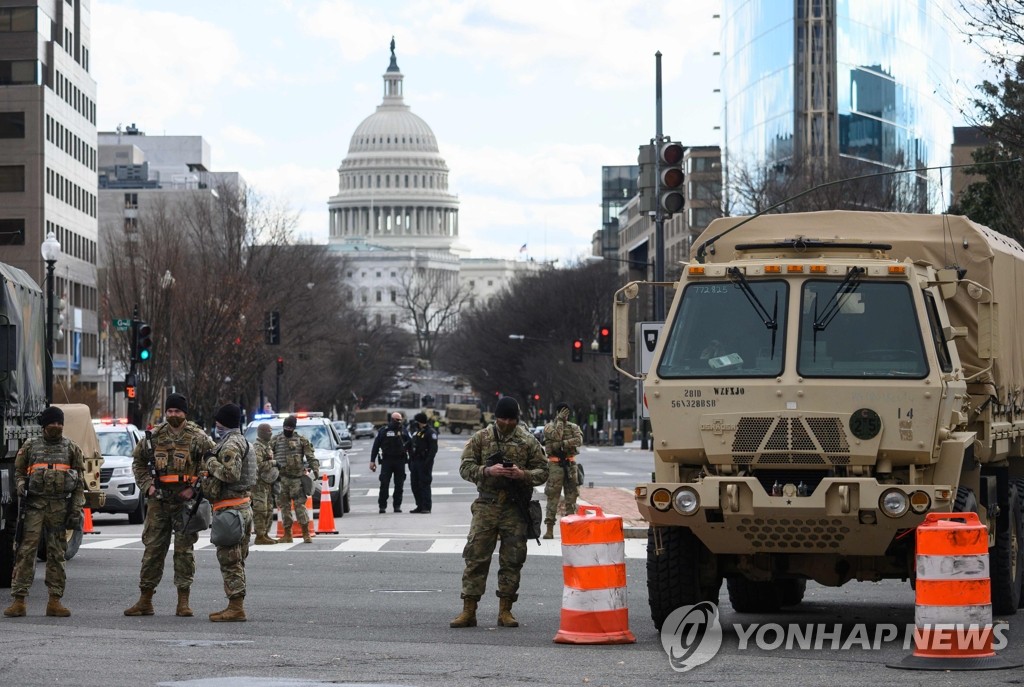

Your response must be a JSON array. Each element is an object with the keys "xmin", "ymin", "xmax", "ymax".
[
  {"xmin": 39, "ymin": 527, "xmax": 83, "ymax": 562},
  {"xmin": 777, "ymin": 578, "xmax": 807, "ymax": 606},
  {"xmin": 953, "ymin": 486, "xmax": 978, "ymax": 515},
  {"xmin": 128, "ymin": 497, "xmax": 146, "ymax": 525},
  {"xmin": 450, "ymin": 426, "xmax": 462, "ymax": 435},
  {"xmin": 0, "ymin": 528, "xmax": 14, "ymax": 588},
  {"xmin": 990, "ymin": 482, "xmax": 1023, "ymax": 615},
  {"xmin": 646, "ymin": 526, "xmax": 720, "ymax": 630},
  {"xmin": 726, "ymin": 577, "xmax": 782, "ymax": 613}
]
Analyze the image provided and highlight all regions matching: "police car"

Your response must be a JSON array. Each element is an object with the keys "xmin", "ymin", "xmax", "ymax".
[
  {"xmin": 244, "ymin": 412, "xmax": 351, "ymax": 516},
  {"xmin": 92, "ymin": 418, "xmax": 146, "ymax": 524}
]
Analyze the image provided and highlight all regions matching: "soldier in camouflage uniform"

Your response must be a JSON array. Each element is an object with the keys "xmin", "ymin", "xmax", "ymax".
[
  {"xmin": 542, "ymin": 402, "xmax": 584, "ymax": 539},
  {"xmin": 205, "ymin": 403, "xmax": 254, "ymax": 622},
  {"xmin": 450, "ymin": 397, "xmax": 547, "ymax": 629},
  {"xmin": 272, "ymin": 415, "xmax": 318, "ymax": 543},
  {"xmin": 3, "ymin": 406, "xmax": 86, "ymax": 618},
  {"xmin": 252, "ymin": 423, "xmax": 278, "ymax": 545},
  {"xmin": 124, "ymin": 393, "xmax": 216, "ymax": 618}
]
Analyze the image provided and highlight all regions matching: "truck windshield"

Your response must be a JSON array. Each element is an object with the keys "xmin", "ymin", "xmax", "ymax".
[
  {"xmin": 657, "ymin": 280, "xmax": 788, "ymax": 378},
  {"xmin": 797, "ymin": 280, "xmax": 928, "ymax": 378}
]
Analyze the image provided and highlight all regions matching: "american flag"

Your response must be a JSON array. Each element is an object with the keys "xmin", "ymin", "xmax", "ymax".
[{"xmin": 519, "ymin": 243, "xmax": 527, "ymax": 253}]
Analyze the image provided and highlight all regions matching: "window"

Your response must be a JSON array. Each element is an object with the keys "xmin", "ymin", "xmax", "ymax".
[
  {"xmin": 376, "ymin": 291, "xmax": 382, "ymax": 302},
  {"xmin": 390, "ymin": 290, "xmax": 396, "ymax": 302},
  {"xmin": 0, "ymin": 60, "xmax": 40, "ymax": 85},
  {"xmin": 0, "ymin": 112, "xmax": 24, "ymax": 138},
  {"xmin": 124, "ymin": 193, "xmax": 138, "ymax": 209},
  {"xmin": 0, "ymin": 165, "xmax": 25, "ymax": 192},
  {"xmin": 0, "ymin": 218, "xmax": 25, "ymax": 245},
  {"xmin": 124, "ymin": 217, "xmax": 137, "ymax": 232}
]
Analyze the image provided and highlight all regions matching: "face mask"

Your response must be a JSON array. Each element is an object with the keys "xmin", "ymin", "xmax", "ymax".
[
  {"xmin": 43, "ymin": 426, "xmax": 63, "ymax": 441},
  {"xmin": 167, "ymin": 416, "xmax": 185, "ymax": 428},
  {"xmin": 283, "ymin": 428, "xmax": 294, "ymax": 437}
]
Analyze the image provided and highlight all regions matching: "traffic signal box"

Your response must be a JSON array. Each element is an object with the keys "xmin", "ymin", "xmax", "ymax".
[
  {"xmin": 637, "ymin": 140, "xmax": 685, "ymax": 217},
  {"xmin": 572, "ymin": 339, "xmax": 584, "ymax": 363},
  {"xmin": 136, "ymin": 322, "xmax": 153, "ymax": 362},
  {"xmin": 276, "ymin": 356, "xmax": 284, "ymax": 375},
  {"xmin": 598, "ymin": 324, "xmax": 612, "ymax": 353}
]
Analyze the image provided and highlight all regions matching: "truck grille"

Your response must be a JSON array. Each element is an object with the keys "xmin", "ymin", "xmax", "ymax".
[
  {"xmin": 736, "ymin": 516, "xmax": 851, "ymax": 550},
  {"xmin": 732, "ymin": 416, "xmax": 850, "ymax": 466}
]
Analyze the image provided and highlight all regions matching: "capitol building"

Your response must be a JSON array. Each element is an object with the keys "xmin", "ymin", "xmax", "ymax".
[{"xmin": 327, "ymin": 41, "xmax": 541, "ymax": 329}]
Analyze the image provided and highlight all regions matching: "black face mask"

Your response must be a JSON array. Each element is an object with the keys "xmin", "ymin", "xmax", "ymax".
[{"xmin": 283, "ymin": 428, "xmax": 295, "ymax": 437}]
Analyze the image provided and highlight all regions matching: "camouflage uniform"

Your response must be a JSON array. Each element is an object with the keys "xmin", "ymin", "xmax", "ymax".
[
  {"xmin": 8, "ymin": 434, "xmax": 86, "ymax": 601},
  {"xmin": 251, "ymin": 434, "xmax": 277, "ymax": 541},
  {"xmin": 542, "ymin": 412, "xmax": 583, "ymax": 526},
  {"xmin": 272, "ymin": 431, "xmax": 318, "ymax": 528},
  {"xmin": 130, "ymin": 420, "xmax": 215, "ymax": 594},
  {"xmin": 205, "ymin": 428, "xmax": 254, "ymax": 603},
  {"xmin": 457, "ymin": 422, "xmax": 547, "ymax": 601}
]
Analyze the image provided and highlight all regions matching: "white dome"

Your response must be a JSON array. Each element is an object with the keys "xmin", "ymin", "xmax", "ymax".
[{"xmin": 348, "ymin": 109, "xmax": 439, "ymax": 154}]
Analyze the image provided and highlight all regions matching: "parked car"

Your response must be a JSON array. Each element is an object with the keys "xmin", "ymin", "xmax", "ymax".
[
  {"xmin": 353, "ymin": 421, "xmax": 376, "ymax": 439},
  {"xmin": 531, "ymin": 426, "xmax": 546, "ymax": 444},
  {"xmin": 245, "ymin": 413, "xmax": 351, "ymax": 516},
  {"xmin": 93, "ymin": 418, "xmax": 146, "ymax": 524},
  {"xmin": 332, "ymin": 421, "xmax": 353, "ymax": 449}
]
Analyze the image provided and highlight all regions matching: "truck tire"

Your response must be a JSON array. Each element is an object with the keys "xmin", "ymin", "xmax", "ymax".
[
  {"xmin": 953, "ymin": 486, "xmax": 978, "ymax": 516},
  {"xmin": 990, "ymin": 482, "xmax": 1023, "ymax": 615},
  {"xmin": 777, "ymin": 578, "xmax": 807, "ymax": 606},
  {"xmin": 37, "ymin": 527, "xmax": 83, "ymax": 562},
  {"xmin": 647, "ymin": 526, "xmax": 720, "ymax": 630},
  {"xmin": 450, "ymin": 425, "xmax": 463, "ymax": 435},
  {"xmin": 0, "ymin": 528, "xmax": 14, "ymax": 588}
]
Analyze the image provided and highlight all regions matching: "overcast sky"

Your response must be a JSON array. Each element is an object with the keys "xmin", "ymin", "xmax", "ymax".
[
  {"xmin": 90, "ymin": 1, "xmax": 986, "ymax": 265},
  {"xmin": 91, "ymin": 0, "xmax": 724, "ymax": 264}
]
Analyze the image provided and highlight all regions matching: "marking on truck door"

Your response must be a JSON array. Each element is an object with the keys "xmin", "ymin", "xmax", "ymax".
[{"xmin": 713, "ymin": 387, "xmax": 745, "ymax": 396}]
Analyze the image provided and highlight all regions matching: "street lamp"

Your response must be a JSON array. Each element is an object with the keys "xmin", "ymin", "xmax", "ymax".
[
  {"xmin": 160, "ymin": 270, "xmax": 175, "ymax": 394},
  {"xmin": 40, "ymin": 230, "xmax": 61, "ymax": 405}
]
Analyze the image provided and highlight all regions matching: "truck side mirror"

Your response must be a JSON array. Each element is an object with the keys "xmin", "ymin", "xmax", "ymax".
[{"xmin": 934, "ymin": 268, "xmax": 959, "ymax": 300}]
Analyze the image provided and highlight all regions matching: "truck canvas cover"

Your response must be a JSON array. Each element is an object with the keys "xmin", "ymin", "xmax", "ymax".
[{"xmin": 0, "ymin": 262, "xmax": 46, "ymax": 421}]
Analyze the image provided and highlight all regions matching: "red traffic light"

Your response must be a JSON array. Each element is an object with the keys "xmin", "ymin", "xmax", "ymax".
[
  {"xmin": 532, "ymin": 394, "xmax": 540, "ymax": 401},
  {"xmin": 600, "ymin": 326, "xmax": 610, "ymax": 337},
  {"xmin": 573, "ymin": 340, "xmax": 582, "ymax": 350}
]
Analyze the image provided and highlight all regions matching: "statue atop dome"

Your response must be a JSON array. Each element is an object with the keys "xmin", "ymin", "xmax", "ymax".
[{"xmin": 388, "ymin": 36, "xmax": 399, "ymax": 72}]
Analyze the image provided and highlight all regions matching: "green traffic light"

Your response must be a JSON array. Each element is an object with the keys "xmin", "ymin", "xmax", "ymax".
[{"xmin": 139, "ymin": 349, "xmax": 150, "ymax": 361}]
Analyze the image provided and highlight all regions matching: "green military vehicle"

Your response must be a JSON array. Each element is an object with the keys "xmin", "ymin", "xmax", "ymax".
[{"xmin": 613, "ymin": 211, "xmax": 1024, "ymax": 627}]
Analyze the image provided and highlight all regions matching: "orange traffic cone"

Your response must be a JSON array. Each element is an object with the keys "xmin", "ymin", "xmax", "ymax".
[
  {"xmin": 890, "ymin": 512, "xmax": 1019, "ymax": 671},
  {"xmin": 553, "ymin": 505, "xmax": 635, "ymax": 644},
  {"xmin": 316, "ymin": 474, "xmax": 338, "ymax": 534},
  {"xmin": 82, "ymin": 507, "xmax": 98, "ymax": 534}
]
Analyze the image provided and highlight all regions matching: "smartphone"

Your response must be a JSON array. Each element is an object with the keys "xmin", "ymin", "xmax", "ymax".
[{"xmin": 502, "ymin": 459, "xmax": 514, "ymax": 468}]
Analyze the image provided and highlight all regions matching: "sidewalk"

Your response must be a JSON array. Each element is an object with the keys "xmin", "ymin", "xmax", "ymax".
[{"xmin": 577, "ymin": 486, "xmax": 648, "ymax": 539}]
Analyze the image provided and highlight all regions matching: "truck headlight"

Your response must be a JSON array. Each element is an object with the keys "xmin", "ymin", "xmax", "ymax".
[
  {"xmin": 879, "ymin": 489, "xmax": 909, "ymax": 518},
  {"xmin": 673, "ymin": 487, "xmax": 700, "ymax": 515},
  {"xmin": 651, "ymin": 488, "xmax": 672, "ymax": 512}
]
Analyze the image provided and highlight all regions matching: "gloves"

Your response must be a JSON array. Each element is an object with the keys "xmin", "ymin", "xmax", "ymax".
[
  {"xmin": 558, "ymin": 408, "xmax": 570, "ymax": 421},
  {"xmin": 65, "ymin": 510, "xmax": 83, "ymax": 530},
  {"xmin": 313, "ymin": 471, "xmax": 320, "ymax": 481}
]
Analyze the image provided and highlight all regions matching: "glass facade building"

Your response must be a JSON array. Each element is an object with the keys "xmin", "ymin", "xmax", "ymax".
[{"xmin": 722, "ymin": 0, "xmax": 957, "ymax": 212}]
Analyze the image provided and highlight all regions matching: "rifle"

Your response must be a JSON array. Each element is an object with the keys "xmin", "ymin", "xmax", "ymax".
[
  {"xmin": 145, "ymin": 429, "xmax": 163, "ymax": 501},
  {"xmin": 13, "ymin": 489, "xmax": 27, "ymax": 546}
]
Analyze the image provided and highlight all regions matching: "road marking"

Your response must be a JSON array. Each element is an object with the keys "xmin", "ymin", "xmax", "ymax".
[
  {"xmin": 333, "ymin": 538, "xmax": 389, "ymax": 552},
  {"xmin": 602, "ymin": 471, "xmax": 633, "ymax": 476},
  {"xmin": 79, "ymin": 537, "xmax": 138, "ymax": 549},
  {"xmin": 426, "ymin": 539, "xmax": 465, "ymax": 554}
]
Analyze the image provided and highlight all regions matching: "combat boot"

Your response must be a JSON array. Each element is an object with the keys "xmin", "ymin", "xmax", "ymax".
[
  {"xmin": 209, "ymin": 596, "xmax": 246, "ymax": 622},
  {"xmin": 542, "ymin": 522, "xmax": 554, "ymax": 539},
  {"xmin": 254, "ymin": 533, "xmax": 277, "ymax": 545},
  {"xmin": 46, "ymin": 594, "xmax": 70, "ymax": 617},
  {"xmin": 279, "ymin": 527, "xmax": 294, "ymax": 544},
  {"xmin": 175, "ymin": 588, "xmax": 193, "ymax": 617},
  {"xmin": 449, "ymin": 597, "xmax": 478, "ymax": 628},
  {"xmin": 300, "ymin": 522, "xmax": 312, "ymax": 543},
  {"xmin": 497, "ymin": 598, "xmax": 519, "ymax": 627},
  {"xmin": 3, "ymin": 595, "xmax": 26, "ymax": 618},
  {"xmin": 124, "ymin": 589, "xmax": 155, "ymax": 616}
]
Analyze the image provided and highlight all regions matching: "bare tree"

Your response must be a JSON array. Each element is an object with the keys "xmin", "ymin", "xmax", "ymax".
[{"xmin": 396, "ymin": 266, "xmax": 472, "ymax": 363}]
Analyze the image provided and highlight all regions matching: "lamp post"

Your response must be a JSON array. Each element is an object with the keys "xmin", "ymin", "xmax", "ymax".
[
  {"xmin": 40, "ymin": 231, "xmax": 61, "ymax": 405},
  {"xmin": 160, "ymin": 270, "xmax": 175, "ymax": 395}
]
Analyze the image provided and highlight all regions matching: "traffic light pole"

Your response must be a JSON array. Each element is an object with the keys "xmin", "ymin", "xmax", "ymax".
[
  {"xmin": 654, "ymin": 50, "xmax": 666, "ymax": 322},
  {"xmin": 128, "ymin": 304, "xmax": 139, "ymax": 427}
]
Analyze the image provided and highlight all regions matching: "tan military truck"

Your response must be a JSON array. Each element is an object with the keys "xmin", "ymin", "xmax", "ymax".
[
  {"xmin": 613, "ymin": 211, "xmax": 1024, "ymax": 628},
  {"xmin": 445, "ymin": 403, "xmax": 486, "ymax": 434},
  {"xmin": 354, "ymin": 407, "xmax": 389, "ymax": 430}
]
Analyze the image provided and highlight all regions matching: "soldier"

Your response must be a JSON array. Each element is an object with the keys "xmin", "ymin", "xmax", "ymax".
[
  {"xmin": 272, "ymin": 415, "xmax": 318, "ymax": 543},
  {"xmin": 252, "ymin": 423, "xmax": 279, "ymax": 545},
  {"xmin": 205, "ymin": 403, "xmax": 255, "ymax": 622},
  {"xmin": 124, "ymin": 393, "xmax": 215, "ymax": 618},
  {"xmin": 409, "ymin": 412, "xmax": 439, "ymax": 514},
  {"xmin": 370, "ymin": 412, "xmax": 411, "ymax": 513},
  {"xmin": 3, "ymin": 406, "xmax": 86, "ymax": 618},
  {"xmin": 541, "ymin": 402, "xmax": 584, "ymax": 539},
  {"xmin": 450, "ymin": 397, "xmax": 547, "ymax": 629}
]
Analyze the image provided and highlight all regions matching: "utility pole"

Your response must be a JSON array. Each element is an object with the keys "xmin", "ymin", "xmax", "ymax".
[{"xmin": 654, "ymin": 51, "xmax": 666, "ymax": 322}]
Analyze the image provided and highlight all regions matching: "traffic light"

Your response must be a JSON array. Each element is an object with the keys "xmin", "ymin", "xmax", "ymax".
[
  {"xmin": 658, "ymin": 141, "xmax": 685, "ymax": 216},
  {"xmin": 276, "ymin": 356, "xmax": 284, "ymax": 375},
  {"xmin": 598, "ymin": 324, "xmax": 612, "ymax": 353},
  {"xmin": 637, "ymin": 143, "xmax": 656, "ymax": 214},
  {"xmin": 124, "ymin": 372, "xmax": 136, "ymax": 399},
  {"xmin": 265, "ymin": 310, "xmax": 280, "ymax": 345},
  {"xmin": 532, "ymin": 394, "xmax": 540, "ymax": 403},
  {"xmin": 134, "ymin": 320, "xmax": 153, "ymax": 362},
  {"xmin": 571, "ymin": 339, "xmax": 584, "ymax": 363},
  {"xmin": 608, "ymin": 378, "xmax": 621, "ymax": 393}
]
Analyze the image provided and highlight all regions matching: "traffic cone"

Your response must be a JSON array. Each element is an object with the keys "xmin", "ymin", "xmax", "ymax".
[
  {"xmin": 290, "ymin": 494, "xmax": 315, "ymax": 538},
  {"xmin": 316, "ymin": 474, "xmax": 338, "ymax": 534},
  {"xmin": 553, "ymin": 505, "xmax": 635, "ymax": 644},
  {"xmin": 890, "ymin": 511, "xmax": 1019, "ymax": 671},
  {"xmin": 82, "ymin": 507, "xmax": 98, "ymax": 535}
]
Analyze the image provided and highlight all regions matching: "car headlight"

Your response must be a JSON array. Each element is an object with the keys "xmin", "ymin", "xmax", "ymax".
[
  {"xmin": 111, "ymin": 467, "xmax": 132, "ymax": 478},
  {"xmin": 319, "ymin": 457, "xmax": 335, "ymax": 470},
  {"xmin": 879, "ymin": 488, "xmax": 909, "ymax": 518},
  {"xmin": 673, "ymin": 488, "xmax": 700, "ymax": 515}
]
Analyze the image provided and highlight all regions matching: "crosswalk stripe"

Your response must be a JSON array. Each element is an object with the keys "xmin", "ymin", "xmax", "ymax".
[
  {"xmin": 79, "ymin": 537, "xmax": 138, "ymax": 550},
  {"xmin": 426, "ymin": 539, "xmax": 465, "ymax": 554},
  {"xmin": 333, "ymin": 538, "xmax": 389, "ymax": 552}
]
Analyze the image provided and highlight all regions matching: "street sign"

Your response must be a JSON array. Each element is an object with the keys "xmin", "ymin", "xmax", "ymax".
[{"xmin": 113, "ymin": 319, "xmax": 131, "ymax": 331}]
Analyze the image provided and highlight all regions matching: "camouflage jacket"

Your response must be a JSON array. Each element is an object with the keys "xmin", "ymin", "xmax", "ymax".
[
  {"xmin": 254, "ymin": 438, "xmax": 277, "ymax": 483},
  {"xmin": 205, "ymin": 429, "xmax": 251, "ymax": 503},
  {"xmin": 132, "ymin": 420, "xmax": 215, "ymax": 495},
  {"xmin": 271, "ymin": 432, "xmax": 318, "ymax": 478},
  {"xmin": 15, "ymin": 435, "xmax": 87, "ymax": 508},
  {"xmin": 459, "ymin": 422, "xmax": 547, "ymax": 494},
  {"xmin": 543, "ymin": 418, "xmax": 583, "ymax": 458}
]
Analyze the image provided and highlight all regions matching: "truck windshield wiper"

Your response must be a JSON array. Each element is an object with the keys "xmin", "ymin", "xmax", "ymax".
[
  {"xmin": 811, "ymin": 267, "xmax": 864, "ymax": 360},
  {"xmin": 727, "ymin": 267, "xmax": 778, "ymax": 358}
]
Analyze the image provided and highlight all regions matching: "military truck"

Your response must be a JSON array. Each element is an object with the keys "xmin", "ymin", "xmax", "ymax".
[
  {"xmin": 354, "ymin": 407, "xmax": 389, "ymax": 430},
  {"xmin": 445, "ymin": 403, "xmax": 487, "ymax": 434},
  {"xmin": 0, "ymin": 262, "xmax": 103, "ymax": 587},
  {"xmin": 612, "ymin": 211, "xmax": 1024, "ymax": 627}
]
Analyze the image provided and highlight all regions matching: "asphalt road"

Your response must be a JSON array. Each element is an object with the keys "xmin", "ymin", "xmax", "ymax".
[{"xmin": 2, "ymin": 435, "xmax": 1021, "ymax": 686}]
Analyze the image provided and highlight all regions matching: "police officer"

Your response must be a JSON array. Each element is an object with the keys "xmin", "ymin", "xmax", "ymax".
[
  {"xmin": 272, "ymin": 415, "xmax": 318, "ymax": 543},
  {"xmin": 409, "ymin": 412, "xmax": 439, "ymax": 514},
  {"xmin": 450, "ymin": 397, "xmax": 547, "ymax": 628},
  {"xmin": 124, "ymin": 393, "xmax": 215, "ymax": 618},
  {"xmin": 205, "ymin": 403, "xmax": 255, "ymax": 622},
  {"xmin": 541, "ymin": 402, "xmax": 583, "ymax": 539},
  {"xmin": 370, "ymin": 412, "xmax": 411, "ymax": 513},
  {"xmin": 3, "ymin": 406, "xmax": 86, "ymax": 618},
  {"xmin": 252, "ymin": 423, "xmax": 278, "ymax": 545}
]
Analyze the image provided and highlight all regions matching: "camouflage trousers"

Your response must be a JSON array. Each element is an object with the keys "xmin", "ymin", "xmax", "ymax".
[
  {"xmin": 215, "ymin": 505, "xmax": 252, "ymax": 599},
  {"xmin": 460, "ymin": 496, "xmax": 528, "ymax": 601},
  {"xmin": 543, "ymin": 461, "xmax": 579, "ymax": 525},
  {"xmin": 278, "ymin": 476, "xmax": 310, "ymax": 527},
  {"xmin": 11, "ymin": 497, "xmax": 71, "ymax": 598},
  {"xmin": 251, "ymin": 483, "xmax": 274, "ymax": 536},
  {"xmin": 137, "ymin": 496, "xmax": 199, "ymax": 591}
]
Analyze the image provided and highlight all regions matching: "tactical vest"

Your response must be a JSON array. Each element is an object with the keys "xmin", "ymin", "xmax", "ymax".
[
  {"xmin": 380, "ymin": 428, "xmax": 406, "ymax": 460},
  {"xmin": 217, "ymin": 433, "xmax": 257, "ymax": 492},
  {"xmin": 152, "ymin": 424, "xmax": 202, "ymax": 480},
  {"xmin": 272, "ymin": 434, "xmax": 309, "ymax": 477},
  {"xmin": 25, "ymin": 437, "xmax": 79, "ymax": 498}
]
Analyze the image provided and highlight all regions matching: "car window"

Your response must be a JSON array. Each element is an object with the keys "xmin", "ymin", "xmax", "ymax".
[{"xmin": 98, "ymin": 431, "xmax": 134, "ymax": 457}]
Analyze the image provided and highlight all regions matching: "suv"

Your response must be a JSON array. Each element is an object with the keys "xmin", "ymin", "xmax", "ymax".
[
  {"xmin": 332, "ymin": 421, "xmax": 353, "ymax": 449},
  {"xmin": 353, "ymin": 422, "xmax": 376, "ymax": 439},
  {"xmin": 93, "ymin": 418, "xmax": 146, "ymax": 524},
  {"xmin": 245, "ymin": 413, "xmax": 351, "ymax": 516}
]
